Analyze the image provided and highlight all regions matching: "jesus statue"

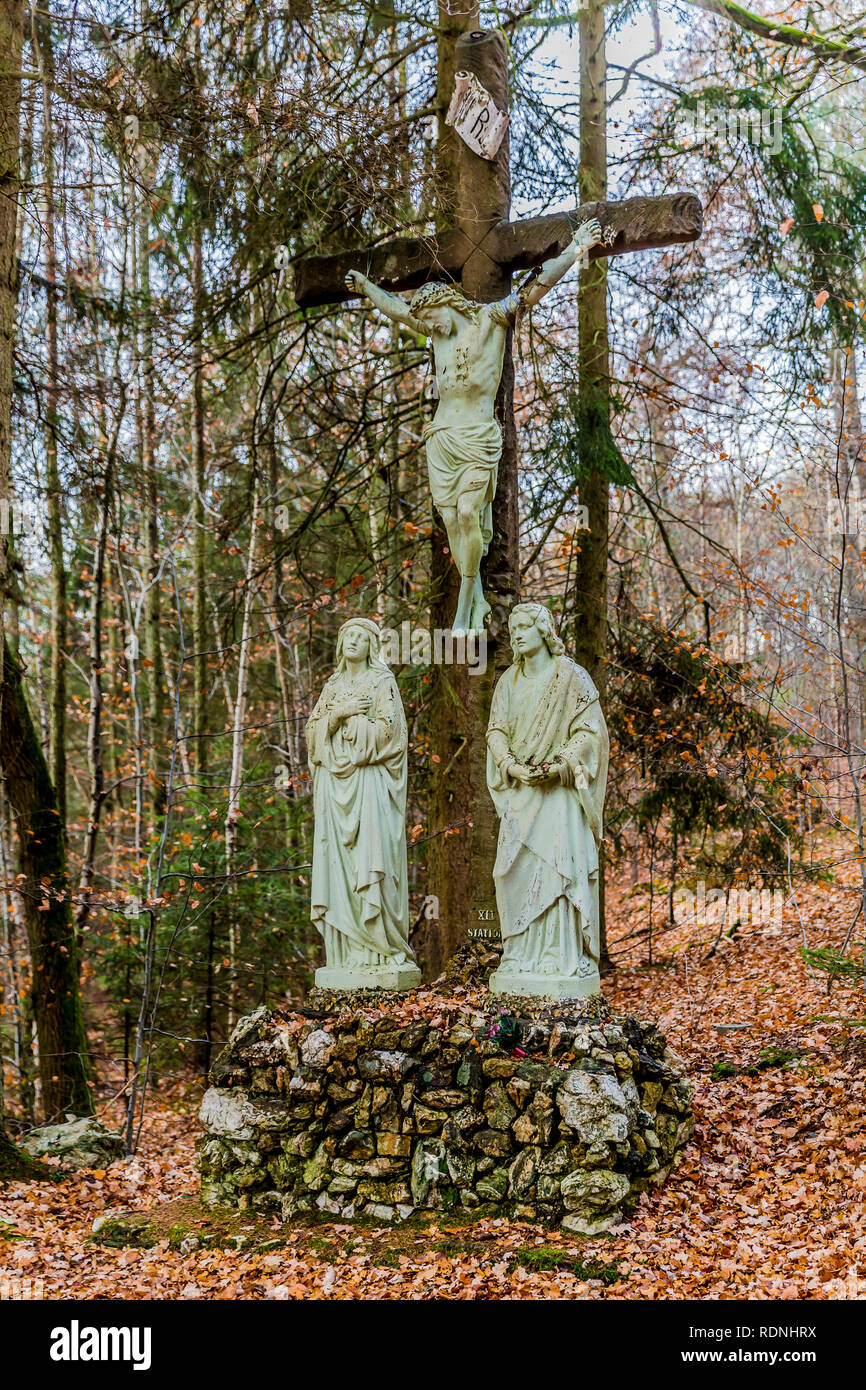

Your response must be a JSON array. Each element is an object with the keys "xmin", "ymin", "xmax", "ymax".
[
  {"xmin": 346, "ymin": 217, "xmax": 609, "ymax": 636},
  {"xmin": 486, "ymin": 601, "xmax": 609, "ymax": 1000}
]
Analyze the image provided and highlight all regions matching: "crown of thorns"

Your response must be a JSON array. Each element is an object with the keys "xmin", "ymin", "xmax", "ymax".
[{"xmin": 409, "ymin": 280, "xmax": 474, "ymax": 314}]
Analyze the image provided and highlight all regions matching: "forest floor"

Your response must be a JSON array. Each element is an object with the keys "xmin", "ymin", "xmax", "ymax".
[{"xmin": 2, "ymin": 857, "xmax": 865, "ymax": 1300}]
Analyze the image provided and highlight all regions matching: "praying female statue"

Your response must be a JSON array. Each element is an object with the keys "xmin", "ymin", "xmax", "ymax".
[
  {"xmin": 486, "ymin": 602, "xmax": 609, "ymax": 999},
  {"xmin": 306, "ymin": 618, "xmax": 421, "ymax": 991}
]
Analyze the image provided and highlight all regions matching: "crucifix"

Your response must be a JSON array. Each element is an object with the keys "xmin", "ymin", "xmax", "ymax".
[
  {"xmin": 293, "ymin": 25, "xmax": 702, "ymax": 967},
  {"xmin": 294, "ymin": 28, "xmax": 701, "ymax": 636},
  {"xmin": 345, "ymin": 215, "xmax": 611, "ymax": 636}
]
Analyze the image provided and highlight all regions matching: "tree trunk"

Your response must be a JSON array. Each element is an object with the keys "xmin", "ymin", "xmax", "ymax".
[
  {"xmin": 1, "ymin": 779, "xmax": 36, "ymax": 1123},
  {"xmin": 0, "ymin": 0, "xmax": 25, "ymax": 627},
  {"xmin": 426, "ymin": 18, "xmax": 519, "ymax": 976},
  {"xmin": 1, "ymin": 639, "xmax": 93, "ymax": 1118},
  {"xmin": 575, "ymin": 0, "xmax": 612, "ymax": 970},
  {"xmin": 139, "ymin": 197, "xmax": 165, "ymax": 825},
  {"xmin": 74, "ymin": 386, "xmax": 124, "ymax": 940},
  {"xmin": 225, "ymin": 481, "xmax": 259, "ymax": 1029},
  {"xmin": 192, "ymin": 221, "xmax": 208, "ymax": 778},
  {"xmin": 0, "ymin": 0, "xmax": 27, "ymax": 1147},
  {"xmin": 33, "ymin": 12, "xmax": 67, "ymax": 828}
]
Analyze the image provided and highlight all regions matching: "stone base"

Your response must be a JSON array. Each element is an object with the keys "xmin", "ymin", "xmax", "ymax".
[
  {"xmin": 489, "ymin": 966, "xmax": 601, "ymax": 1001},
  {"xmin": 314, "ymin": 963, "xmax": 422, "ymax": 992},
  {"xmin": 198, "ymin": 998, "xmax": 695, "ymax": 1230}
]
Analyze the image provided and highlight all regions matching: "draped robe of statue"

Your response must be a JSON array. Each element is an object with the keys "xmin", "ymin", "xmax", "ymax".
[
  {"xmin": 486, "ymin": 655, "xmax": 609, "ymax": 998},
  {"xmin": 306, "ymin": 654, "xmax": 421, "ymax": 991}
]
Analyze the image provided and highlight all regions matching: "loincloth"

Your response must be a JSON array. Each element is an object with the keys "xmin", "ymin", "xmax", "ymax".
[{"xmin": 423, "ymin": 419, "xmax": 502, "ymax": 550}]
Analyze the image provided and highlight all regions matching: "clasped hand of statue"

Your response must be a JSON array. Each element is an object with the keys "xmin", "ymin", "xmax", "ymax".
[
  {"xmin": 506, "ymin": 757, "xmax": 562, "ymax": 786},
  {"xmin": 332, "ymin": 693, "xmax": 373, "ymax": 724}
]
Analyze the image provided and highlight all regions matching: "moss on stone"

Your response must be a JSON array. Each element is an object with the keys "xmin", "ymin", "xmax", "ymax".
[
  {"xmin": 511, "ymin": 1245, "xmax": 622, "ymax": 1283},
  {"xmin": 91, "ymin": 1216, "xmax": 157, "ymax": 1249},
  {"xmin": 0, "ymin": 1131, "xmax": 54, "ymax": 1183}
]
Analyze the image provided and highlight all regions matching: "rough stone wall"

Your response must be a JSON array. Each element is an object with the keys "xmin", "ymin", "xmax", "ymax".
[{"xmin": 198, "ymin": 1001, "xmax": 693, "ymax": 1233}]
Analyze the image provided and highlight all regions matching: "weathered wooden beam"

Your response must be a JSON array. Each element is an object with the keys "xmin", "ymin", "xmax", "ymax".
[
  {"xmin": 292, "ymin": 191, "xmax": 702, "ymax": 309},
  {"xmin": 491, "ymin": 192, "xmax": 703, "ymax": 272},
  {"xmin": 292, "ymin": 228, "xmax": 469, "ymax": 309}
]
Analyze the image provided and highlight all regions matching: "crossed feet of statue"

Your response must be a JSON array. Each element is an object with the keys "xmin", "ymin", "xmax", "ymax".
[{"xmin": 451, "ymin": 574, "xmax": 491, "ymax": 639}]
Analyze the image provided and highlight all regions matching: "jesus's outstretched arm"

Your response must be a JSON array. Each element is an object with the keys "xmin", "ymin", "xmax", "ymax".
[
  {"xmin": 523, "ymin": 217, "xmax": 609, "ymax": 306},
  {"xmin": 486, "ymin": 218, "xmax": 610, "ymax": 327},
  {"xmin": 344, "ymin": 269, "xmax": 426, "ymax": 333},
  {"xmin": 489, "ymin": 217, "xmax": 614, "ymax": 327}
]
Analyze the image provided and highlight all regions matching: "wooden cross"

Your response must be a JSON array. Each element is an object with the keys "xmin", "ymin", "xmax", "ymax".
[
  {"xmin": 294, "ymin": 192, "xmax": 702, "ymax": 311},
  {"xmin": 293, "ymin": 26, "xmax": 702, "ymax": 970}
]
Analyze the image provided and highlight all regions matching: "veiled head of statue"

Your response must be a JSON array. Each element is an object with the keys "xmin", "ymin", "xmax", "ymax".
[
  {"xmin": 335, "ymin": 618, "xmax": 390, "ymax": 673},
  {"xmin": 508, "ymin": 602, "xmax": 566, "ymax": 662},
  {"xmin": 409, "ymin": 280, "xmax": 479, "ymax": 330}
]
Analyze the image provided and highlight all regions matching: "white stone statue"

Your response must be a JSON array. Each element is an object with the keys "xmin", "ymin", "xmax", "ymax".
[
  {"xmin": 486, "ymin": 602, "xmax": 609, "ymax": 999},
  {"xmin": 345, "ymin": 218, "xmax": 609, "ymax": 637},
  {"xmin": 306, "ymin": 618, "xmax": 421, "ymax": 991}
]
